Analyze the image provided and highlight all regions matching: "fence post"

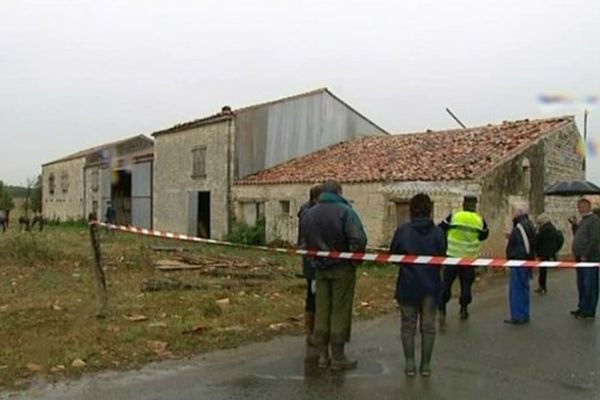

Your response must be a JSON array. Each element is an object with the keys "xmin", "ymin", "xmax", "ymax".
[{"xmin": 89, "ymin": 221, "xmax": 108, "ymax": 318}]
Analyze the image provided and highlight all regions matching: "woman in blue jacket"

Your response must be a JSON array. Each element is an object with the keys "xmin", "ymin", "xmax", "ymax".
[{"xmin": 389, "ymin": 193, "xmax": 446, "ymax": 377}]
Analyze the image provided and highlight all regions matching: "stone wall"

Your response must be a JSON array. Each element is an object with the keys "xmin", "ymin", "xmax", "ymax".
[
  {"xmin": 542, "ymin": 122, "xmax": 585, "ymax": 255},
  {"xmin": 232, "ymin": 182, "xmax": 388, "ymax": 247},
  {"xmin": 153, "ymin": 119, "xmax": 233, "ymax": 238},
  {"xmin": 41, "ymin": 157, "xmax": 86, "ymax": 221}
]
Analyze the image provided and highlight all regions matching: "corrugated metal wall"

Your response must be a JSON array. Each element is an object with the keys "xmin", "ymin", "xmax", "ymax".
[
  {"xmin": 132, "ymin": 161, "xmax": 152, "ymax": 229},
  {"xmin": 234, "ymin": 91, "xmax": 385, "ymax": 178}
]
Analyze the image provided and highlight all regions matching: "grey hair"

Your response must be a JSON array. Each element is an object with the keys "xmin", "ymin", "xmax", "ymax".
[
  {"xmin": 536, "ymin": 213, "xmax": 551, "ymax": 225},
  {"xmin": 511, "ymin": 201, "xmax": 528, "ymax": 215}
]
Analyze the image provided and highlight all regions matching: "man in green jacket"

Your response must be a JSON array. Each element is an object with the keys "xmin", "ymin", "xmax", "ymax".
[{"xmin": 300, "ymin": 180, "xmax": 367, "ymax": 370}]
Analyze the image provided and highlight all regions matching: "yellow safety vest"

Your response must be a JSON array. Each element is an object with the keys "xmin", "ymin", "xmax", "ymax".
[{"xmin": 446, "ymin": 211, "xmax": 484, "ymax": 258}]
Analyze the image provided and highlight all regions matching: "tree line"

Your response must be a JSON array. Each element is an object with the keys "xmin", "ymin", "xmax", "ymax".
[{"xmin": 0, "ymin": 176, "xmax": 42, "ymax": 216}]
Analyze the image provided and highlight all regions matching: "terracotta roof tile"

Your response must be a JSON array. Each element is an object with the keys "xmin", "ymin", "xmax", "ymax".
[{"xmin": 236, "ymin": 117, "xmax": 573, "ymax": 185}]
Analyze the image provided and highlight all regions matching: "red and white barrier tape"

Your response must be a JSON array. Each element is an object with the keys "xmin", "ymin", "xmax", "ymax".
[{"xmin": 93, "ymin": 222, "xmax": 600, "ymax": 269}]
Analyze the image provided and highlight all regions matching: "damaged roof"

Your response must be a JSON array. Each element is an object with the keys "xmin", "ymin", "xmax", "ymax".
[
  {"xmin": 42, "ymin": 134, "xmax": 153, "ymax": 167},
  {"xmin": 236, "ymin": 116, "xmax": 574, "ymax": 185}
]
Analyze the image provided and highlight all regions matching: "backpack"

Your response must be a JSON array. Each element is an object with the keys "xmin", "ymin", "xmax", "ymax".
[{"xmin": 555, "ymin": 229, "xmax": 565, "ymax": 253}]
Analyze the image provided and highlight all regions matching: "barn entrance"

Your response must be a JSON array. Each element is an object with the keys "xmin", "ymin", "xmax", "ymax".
[
  {"xmin": 111, "ymin": 169, "xmax": 132, "ymax": 225},
  {"xmin": 187, "ymin": 191, "xmax": 211, "ymax": 238}
]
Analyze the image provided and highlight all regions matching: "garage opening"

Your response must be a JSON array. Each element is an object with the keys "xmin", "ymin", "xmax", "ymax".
[{"xmin": 111, "ymin": 169, "xmax": 132, "ymax": 225}]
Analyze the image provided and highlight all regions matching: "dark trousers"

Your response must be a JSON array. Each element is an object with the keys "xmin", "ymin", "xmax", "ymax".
[
  {"xmin": 441, "ymin": 266, "xmax": 475, "ymax": 307},
  {"xmin": 538, "ymin": 268, "xmax": 547, "ymax": 290},
  {"xmin": 576, "ymin": 267, "xmax": 599, "ymax": 316},
  {"xmin": 537, "ymin": 256, "xmax": 555, "ymax": 290},
  {"xmin": 509, "ymin": 267, "xmax": 531, "ymax": 321},
  {"xmin": 315, "ymin": 266, "xmax": 356, "ymax": 346},
  {"xmin": 305, "ymin": 278, "xmax": 316, "ymax": 312}
]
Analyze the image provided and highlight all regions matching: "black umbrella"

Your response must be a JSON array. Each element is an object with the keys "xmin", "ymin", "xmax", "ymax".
[{"xmin": 544, "ymin": 180, "xmax": 600, "ymax": 196}]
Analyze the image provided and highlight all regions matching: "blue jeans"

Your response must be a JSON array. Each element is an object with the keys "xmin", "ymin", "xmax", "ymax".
[
  {"xmin": 509, "ymin": 267, "xmax": 531, "ymax": 321},
  {"xmin": 576, "ymin": 267, "xmax": 599, "ymax": 316}
]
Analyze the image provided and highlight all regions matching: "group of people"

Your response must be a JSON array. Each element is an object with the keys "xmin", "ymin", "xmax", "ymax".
[
  {"xmin": 297, "ymin": 180, "xmax": 600, "ymax": 377},
  {"xmin": 0, "ymin": 210, "xmax": 44, "ymax": 233}
]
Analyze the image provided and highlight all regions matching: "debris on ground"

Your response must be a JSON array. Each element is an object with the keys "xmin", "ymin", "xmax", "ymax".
[
  {"xmin": 182, "ymin": 325, "xmax": 209, "ymax": 335},
  {"xmin": 141, "ymin": 278, "xmax": 206, "ymax": 292},
  {"xmin": 216, "ymin": 298, "xmax": 230, "ymax": 307},
  {"xmin": 71, "ymin": 359, "xmax": 86, "ymax": 368},
  {"xmin": 268, "ymin": 322, "xmax": 292, "ymax": 331},
  {"xmin": 150, "ymin": 245, "xmax": 186, "ymax": 253},
  {"xmin": 123, "ymin": 314, "xmax": 148, "ymax": 322},
  {"xmin": 25, "ymin": 363, "xmax": 43, "ymax": 373}
]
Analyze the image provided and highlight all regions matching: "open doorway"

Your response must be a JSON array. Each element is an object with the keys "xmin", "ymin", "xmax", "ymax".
[
  {"xmin": 111, "ymin": 169, "xmax": 132, "ymax": 225},
  {"xmin": 197, "ymin": 192, "xmax": 210, "ymax": 238}
]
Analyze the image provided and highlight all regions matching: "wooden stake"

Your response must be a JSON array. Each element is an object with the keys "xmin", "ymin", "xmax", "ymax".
[{"xmin": 89, "ymin": 222, "xmax": 108, "ymax": 318}]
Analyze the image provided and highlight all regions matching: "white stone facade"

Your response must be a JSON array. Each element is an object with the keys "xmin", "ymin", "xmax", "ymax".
[{"xmin": 41, "ymin": 157, "xmax": 86, "ymax": 221}]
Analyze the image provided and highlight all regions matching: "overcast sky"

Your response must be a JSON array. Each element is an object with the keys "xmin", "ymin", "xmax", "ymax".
[{"xmin": 1, "ymin": 0, "xmax": 599, "ymax": 185}]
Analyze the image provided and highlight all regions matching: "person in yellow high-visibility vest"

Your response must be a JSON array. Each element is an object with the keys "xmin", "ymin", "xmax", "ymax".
[{"xmin": 439, "ymin": 195, "xmax": 489, "ymax": 320}]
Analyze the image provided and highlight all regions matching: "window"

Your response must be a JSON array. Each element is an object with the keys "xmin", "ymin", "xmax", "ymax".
[
  {"xmin": 60, "ymin": 171, "xmax": 69, "ymax": 194},
  {"xmin": 241, "ymin": 201, "xmax": 265, "ymax": 227},
  {"xmin": 91, "ymin": 170, "xmax": 100, "ymax": 192},
  {"xmin": 48, "ymin": 173, "xmax": 56, "ymax": 195},
  {"xmin": 280, "ymin": 200, "xmax": 291, "ymax": 216},
  {"xmin": 191, "ymin": 146, "xmax": 207, "ymax": 178},
  {"xmin": 395, "ymin": 201, "xmax": 410, "ymax": 227},
  {"xmin": 522, "ymin": 158, "xmax": 531, "ymax": 193}
]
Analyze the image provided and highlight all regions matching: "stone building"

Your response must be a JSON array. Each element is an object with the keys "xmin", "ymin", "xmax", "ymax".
[
  {"xmin": 42, "ymin": 135, "xmax": 153, "ymax": 224},
  {"xmin": 234, "ymin": 116, "xmax": 584, "ymax": 257},
  {"xmin": 152, "ymin": 88, "xmax": 387, "ymax": 238}
]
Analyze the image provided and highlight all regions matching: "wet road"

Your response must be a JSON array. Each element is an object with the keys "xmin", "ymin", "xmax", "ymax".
[{"xmin": 7, "ymin": 270, "xmax": 600, "ymax": 400}]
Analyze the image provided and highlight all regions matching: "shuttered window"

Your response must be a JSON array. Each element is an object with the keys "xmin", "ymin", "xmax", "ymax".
[{"xmin": 191, "ymin": 146, "xmax": 207, "ymax": 178}]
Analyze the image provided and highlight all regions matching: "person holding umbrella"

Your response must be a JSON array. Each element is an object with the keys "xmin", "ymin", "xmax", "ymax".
[
  {"xmin": 544, "ymin": 180, "xmax": 600, "ymax": 320},
  {"xmin": 569, "ymin": 198, "xmax": 600, "ymax": 320}
]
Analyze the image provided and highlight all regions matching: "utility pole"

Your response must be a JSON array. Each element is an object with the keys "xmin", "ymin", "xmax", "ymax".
[
  {"xmin": 583, "ymin": 109, "xmax": 589, "ymax": 173},
  {"xmin": 445, "ymin": 108, "xmax": 467, "ymax": 129}
]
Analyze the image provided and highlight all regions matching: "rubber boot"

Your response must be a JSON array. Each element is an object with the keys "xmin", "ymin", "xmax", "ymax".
[
  {"xmin": 401, "ymin": 334, "xmax": 416, "ymax": 377},
  {"xmin": 330, "ymin": 343, "xmax": 357, "ymax": 371},
  {"xmin": 460, "ymin": 305, "xmax": 469, "ymax": 320},
  {"xmin": 305, "ymin": 312, "xmax": 315, "ymax": 346},
  {"xmin": 317, "ymin": 343, "xmax": 330, "ymax": 369},
  {"xmin": 438, "ymin": 303, "xmax": 446, "ymax": 316},
  {"xmin": 304, "ymin": 312, "xmax": 318, "ymax": 361},
  {"xmin": 420, "ymin": 333, "xmax": 435, "ymax": 377}
]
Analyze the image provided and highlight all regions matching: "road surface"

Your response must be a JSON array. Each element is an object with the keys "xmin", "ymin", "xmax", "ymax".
[{"xmin": 5, "ymin": 269, "xmax": 600, "ymax": 400}]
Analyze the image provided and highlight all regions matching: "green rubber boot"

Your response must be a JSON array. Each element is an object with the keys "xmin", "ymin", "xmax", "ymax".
[
  {"xmin": 401, "ymin": 334, "xmax": 416, "ymax": 377},
  {"xmin": 420, "ymin": 333, "xmax": 435, "ymax": 377}
]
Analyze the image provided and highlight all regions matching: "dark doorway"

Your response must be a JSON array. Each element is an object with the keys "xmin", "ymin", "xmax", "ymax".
[
  {"xmin": 197, "ymin": 191, "xmax": 210, "ymax": 238},
  {"xmin": 111, "ymin": 169, "xmax": 132, "ymax": 225}
]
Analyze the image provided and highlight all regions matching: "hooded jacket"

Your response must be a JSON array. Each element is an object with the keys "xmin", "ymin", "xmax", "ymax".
[
  {"xmin": 300, "ymin": 192, "xmax": 367, "ymax": 269},
  {"xmin": 535, "ymin": 221, "xmax": 560, "ymax": 261},
  {"xmin": 506, "ymin": 214, "xmax": 536, "ymax": 260},
  {"xmin": 390, "ymin": 217, "xmax": 446, "ymax": 305}
]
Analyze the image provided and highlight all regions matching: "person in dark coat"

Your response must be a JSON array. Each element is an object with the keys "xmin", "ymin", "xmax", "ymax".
[
  {"xmin": 300, "ymin": 180, "xmax": 367, "ymax": 371},
  {"xmin": 504, "ymin": 202, "xmax": 536, "ymax": 325},
  {"xmin": 534, "ymin": 213, "xmax": 561, "ymax": 294},
  {"xmin": 569, "ymin": 198, "xmax": 600, "ymax": 320},
  {"xmin": 105, "ymin": 201, "xmax": 117, "ymax": 224},
  {"xmin": 390, "ymin": 193, "xmax": 446, "ymax": 377},
  {"xmin": 0, "ymin": 210, "xmax": 6, "ymax": 233},
  {"xmin": 297, "ymin": 184, "xmax": 323, "ymax": 352}
]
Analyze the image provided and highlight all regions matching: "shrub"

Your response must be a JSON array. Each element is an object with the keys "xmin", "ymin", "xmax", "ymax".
[
  {"xmin": 45, "ymin": 218, "xmax": 89, "ymax": 228},
  {"xmin": 1, "ymin": 232, "xmax": 63, "ymax": 266},
  {"xmin": 225, "ymin": 218, "xmax": 266, "ymax": 246}
]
